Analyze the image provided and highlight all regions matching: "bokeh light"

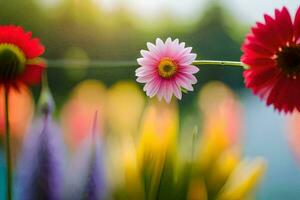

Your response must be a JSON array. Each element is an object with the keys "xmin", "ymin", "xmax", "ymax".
[{"xmin": 60, "ymin": 80, "xmax": 106, "ymax": 149}]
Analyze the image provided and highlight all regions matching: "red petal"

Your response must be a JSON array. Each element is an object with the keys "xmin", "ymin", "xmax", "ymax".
[
  {"xmin": 251, "ymin": 22, "xmax": 281, "ymax": 50},
  {"xmin": 0, "ymin": 25, "xmax": 45, "ymax": 59},
  {"xmin": 243, "ymin": 66, "xmax": 278, "ymax": 88},
  {"xmin": 19, "ymin": 64, "xmax": 45, "ymax": 85},
  {"xmin": 265, "ymin": 75, "xmax": 300, "ymax": 113},
  {"xmin": 285, "ymin": 78, "xmax": 300, "ymax": 112},
  {"xmin": 241, "ymin": 56, "xmax": 275, "ymax": 68},
  {"xmin": 274, "ymin": 7, "xmax": 293, "ymax": 44},
  {"xmin": 274, "ymin": 78, "xmax": 291, "ymax": 112},
  {"xmin": 294, "ymin": 6, "xmax": 300, "ymax": 41},
  {"xmin": 244, "ymin": 33, "xmax": 276, "ymax": 52},
  {"xmin": 266, "ymin": 75, "xmax": 284, "ymax": 106},
  {"xmin": 267, "ymin": 76, "xmax": 292, "ymax": 112},
  {"xmin": 22, "ymin": 38, "xmax": 45, "ymax": 59},
  {"xmin": 242, "ymin": 40, "xmax": 274, "ymax": 57},
  {"xmin": 290, "ymin": 78, "xmax": 300, "ymax": 112},
  {"xmin": 264, "ymin": 14, "xmax": 285, "ymax": 46}
]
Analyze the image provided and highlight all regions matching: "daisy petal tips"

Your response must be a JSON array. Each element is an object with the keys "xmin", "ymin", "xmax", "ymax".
[{"xmin": 135, "ymin": 38, "xmax": 199, "ymax": 103}]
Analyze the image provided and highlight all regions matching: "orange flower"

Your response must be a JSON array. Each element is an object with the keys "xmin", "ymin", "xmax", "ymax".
[{"xmin": 0, "ymin": 85, "xmax": 34, "ymax": 138}]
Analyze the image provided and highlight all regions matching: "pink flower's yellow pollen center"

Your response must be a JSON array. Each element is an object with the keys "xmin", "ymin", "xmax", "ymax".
[
  {"xmin": 0, "ymin": 43, "xmax": 26, "ymax": 81},
  {"xmin": 158, "ymin": 58, "xmax": 177, "ymax": 78}
]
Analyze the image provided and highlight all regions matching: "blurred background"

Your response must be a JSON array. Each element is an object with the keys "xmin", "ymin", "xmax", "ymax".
[{"xmin": 0, "ymin": 0, "xmax": 300, "ymax": 199}]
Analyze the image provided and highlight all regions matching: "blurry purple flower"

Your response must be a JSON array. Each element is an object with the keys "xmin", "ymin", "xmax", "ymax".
[
  {"xmin": 16, "ymin": 113, "xmax": 64, "ymax": 200},
  {"xmin": 65, "ymin": 112, "xmax": 106, "ymax": 200}
]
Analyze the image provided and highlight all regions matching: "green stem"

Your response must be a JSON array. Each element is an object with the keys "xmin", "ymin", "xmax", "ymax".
[
  {"xmin": 4, "ymin": 87, "xmax": 12, "ymax": 200},
  {"xmin": 46, "ymin": 59, "xmax": 247, "ymax": 69},
  {"xmin": 192, "ymin": 60, "xmax": 246, "ymax": 68},
  {"xmin": 191, "ymin": 126, "xmax": 198, "ymax": 161}
]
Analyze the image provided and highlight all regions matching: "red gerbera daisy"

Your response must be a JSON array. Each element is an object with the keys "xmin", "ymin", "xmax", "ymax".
[
  {"xmin": 0, "ymin": 25, "xmax": 45, "ymax": 90},
  {"xmin": 242, "ymin": 6, "xmax": 300, "ymax": 113}
]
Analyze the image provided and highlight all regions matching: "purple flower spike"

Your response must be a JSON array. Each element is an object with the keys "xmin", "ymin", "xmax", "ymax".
[
  {"xmin": 65, "ymin": 112, "xmax": 106, "ymax": 200},
  {"xmin": 16, "ymin": 113, "xmax": 65, "ymax": 200}
]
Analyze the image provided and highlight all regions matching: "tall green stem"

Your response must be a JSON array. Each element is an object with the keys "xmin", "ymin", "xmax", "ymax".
[
  {"xmin": 192, "ymin": 60, "xmax": 246, "ymax": 68},
  {"xmin": 46, "ymin": 59, "xmax": 247, "ymax": 69},
  {"xmin": 4, "ymin": 87, "xmax": 12, "ymax": 200}
]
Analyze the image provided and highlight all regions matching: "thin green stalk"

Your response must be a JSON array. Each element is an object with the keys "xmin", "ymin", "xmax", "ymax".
[
  {"xmin": 46, "ymin": 59, "xmax": 247, "ymax": 69},
  {"xmin": 192, "ymin": 60, "xmax": 246, "ymax": 68},
  {"xmin": 4, "ymin": 87, "xmax": 12, "ymax": 200},
  {"xmin": 191, "ymin": 126, "xmax": 198, "ymax": 161}
]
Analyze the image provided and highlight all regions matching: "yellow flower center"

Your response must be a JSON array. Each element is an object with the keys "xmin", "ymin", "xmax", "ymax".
[
  {"xmin": 158, "ymin": 58, "xmax": 178, "ymax": 78},
  {"xmin": 0, "ymin": 43, "xmax": 26, "ymax": 81}
]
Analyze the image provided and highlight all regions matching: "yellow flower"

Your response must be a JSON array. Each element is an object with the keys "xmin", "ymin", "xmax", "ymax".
[
  {"xmin": 189, "ymin": 81, "xmax": 266, "ymax": 200},
  {"xmin": 196, "ymin": 81, "xmax": 243, "ymax": 173},
  {"xmin": 217, "ymin": 158, "xmax": 267, "ymax": 200},
  {"xmin": 110, "ymin": 81, "xmax": 266, "ymax": 200},
  {"xmin": 137, "ymin": 99, "xmax": 178, "ymax": 158},
  {"xmin": 137, "ymin": 99, "xmax": 178, "ymax": 200},
  {"xmin": 206, "ymin": 148, "xmax": 241, "ymax": 193},
  {"xmin": 107, "ymin": 81, "xmax": 145, "ymax": 137}
]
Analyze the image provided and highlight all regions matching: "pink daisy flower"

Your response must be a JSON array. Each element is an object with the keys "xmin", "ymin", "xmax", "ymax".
[{"xmin": 136, "ymin": 38, "xmax": 199, "ymax": 103}]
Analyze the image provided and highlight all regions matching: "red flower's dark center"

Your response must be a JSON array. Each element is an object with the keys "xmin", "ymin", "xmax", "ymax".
[
  {"xmin": 0, "ymin": 44, "xmax": 26, "ymax": 81},
  {"xmin": 276, "ymin": 45, "xmax": 300, "ymax": 76}
]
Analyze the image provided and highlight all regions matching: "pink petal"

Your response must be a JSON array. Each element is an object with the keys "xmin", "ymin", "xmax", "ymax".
[
  {"xmin": 147, "ymin": 42, "xmax": 160, "ymax": 57},
  {"xmin": 175, "ymin": 47, "xmax": 193, "ymax": 60},
  {"xmin": 165, "ymin": 37, "xmax": 172, "ymax": 49},
  {"xmin": 157, "ymin": 81, "xmax": 167, "ymax": 101},
  {"xmin": 136, "ymin": 73, "xmax": 157, "ymax": 83},
  {"xmin": 179, "ymin": 65, "xmax": 199, "ymax": 74},
  {"xmin": 168, "ymin": 39, "xmax": 180, "ymax": 57},
  {"xmin": 137, "ymin": 57, "xmax": 157, "ymax": 66},
  {"xmin": 178, "ymin": 53, "xmax": 197, "ymax": 65},
  {"xmin": 171, "ymin": 39, "xmax": 179, "ymax": 49},
  {"xmin": 179, "ymin": 42, "xmax": 186, "ymax": 49},
  {"xmin": 144, "ymin": 78, "xmax": 160, "ymax": 97},
  {"xmin": 135, "ymin": 67, "xmax": 156, "ymax": 76},
  {"xmin": 175, "ymin": 75, "xmax": 193, "ymax": 91},
  {"xmin": 164, "ymin": 82, "xmax": 173, "ymax": 103},
  {"xmin": 141, "ymin": 50, "xmax": 159, "ymax": 61},
  {"xmin": 180, "ymin": 73, "xmax": 197, "ymax": 84},
  {"xmin": 163, "ymin": 37, "xmax": 173, "ymax": 57},
  {"xmin": 156, "ymin": 38, "xmax": 165, "ymax": 54},
  {"xmin": 171, "ymin": 80, "xmax": 182, "ymax": 99}
]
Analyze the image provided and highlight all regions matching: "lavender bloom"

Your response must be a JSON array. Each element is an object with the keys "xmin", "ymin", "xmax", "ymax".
[
  {"xmin": 65, "ymin": 112, "xmax": 106, "ymax": 200},
  {"xmin": 16, "ymin": 113, "xmax": 64, "ymax": 200},
  {"xmin": 82, "ymin": 137, "xmax": 106, "ymax": 200}
]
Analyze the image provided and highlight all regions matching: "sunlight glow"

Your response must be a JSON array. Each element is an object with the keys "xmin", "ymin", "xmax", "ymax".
[{"xmin": 43, "ymin": 0, "xmax": 299, "ymax": 23}]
